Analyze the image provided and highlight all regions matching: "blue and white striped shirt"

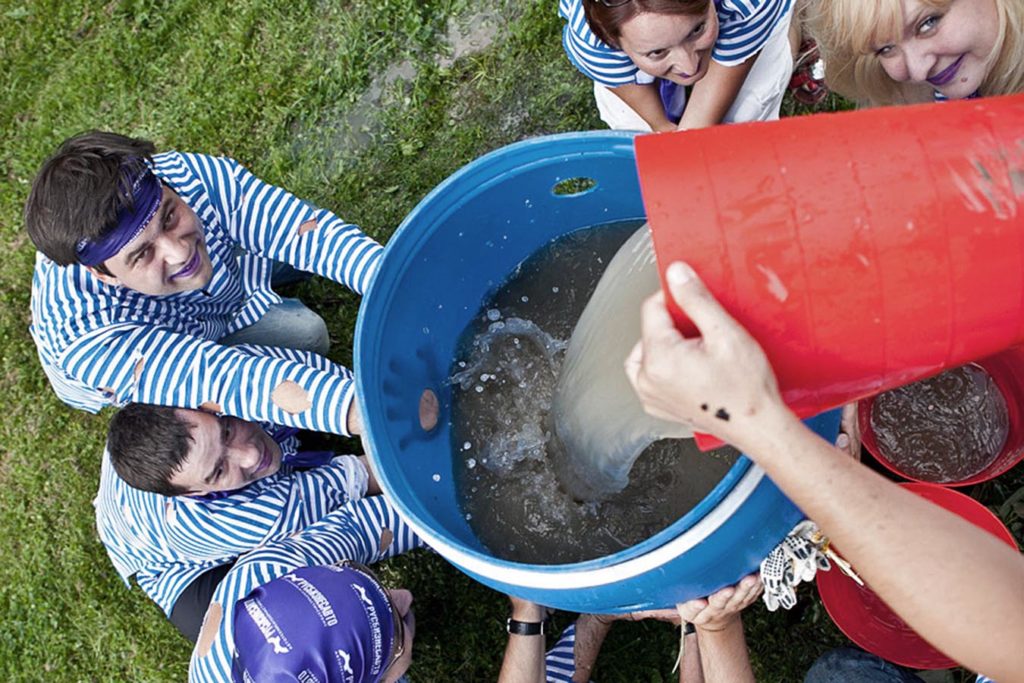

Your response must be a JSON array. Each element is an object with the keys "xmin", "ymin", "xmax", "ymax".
[
  {"xmin": 545, "ymin": 623, "xmax": 578, "ymax": 682},
  {"xmin": 559, "ymin": 0, "xmax": 792, "ymax": 86},
  {"xmin": 186, "ymin": 496, "xmax": 578, "ymax": 683},
  {"xmin": 189, "ymin": 495, "xmax": 425, "ymax": 683},
  {"xmin": 94, "ymin": 423, "xmax": 370, "ymax": 616},
  {"xmin": 30, "ymin": 151, "xmax": 382, "ymax": 434}
]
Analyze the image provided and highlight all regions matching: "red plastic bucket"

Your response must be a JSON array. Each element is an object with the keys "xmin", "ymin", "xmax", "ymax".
[
  {"xmin": 816, "ymin": 483, "xmax": 1018, "ymax": 669},
  {"xmin": 858, "ymin": 346, "xmax": 1024, "ymax": 486},
  {"xmin": 635, "ymin": 95, "xmax": 1024, "ymax": 443}
]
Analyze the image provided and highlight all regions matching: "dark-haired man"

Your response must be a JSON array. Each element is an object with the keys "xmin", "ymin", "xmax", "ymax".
[
  {"xmin": 95, "ymin": 401, "xmax": 391, "ymax": 643},
  {"xmin": 28, "ymin": 131, "xmax": 379, "ymax": 434}
]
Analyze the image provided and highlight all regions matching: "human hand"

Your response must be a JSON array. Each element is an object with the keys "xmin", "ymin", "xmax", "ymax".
[
  {"xmin": 624, "ymin": 261, "xmax": 786, "ymax": 448},
  {"xmin": 346, "ymin": 398, "xmax": 363, "ymax": 436},
  {"xmin": 676, "ymin": 574, "xmax": 762, "ymax": 632},
  {"xmin": 587, "ymin": 608, "xmax": 684, "ymax": 626}
]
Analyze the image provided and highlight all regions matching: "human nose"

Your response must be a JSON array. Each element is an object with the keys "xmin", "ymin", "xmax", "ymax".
[
  {"xmin": 234, "ymin": 441, "xmax": 263, "ymax": 472},
  {"xmin": 159, "ymin": 233, "xmax": 192, "ymax": 265},
  {"xmin": 672, "ymin": 47, "xmax": 700, "ymax": 76},
  {"xmin": 902, "ymin": 43, "xmax": 936, "ymax": 83}
]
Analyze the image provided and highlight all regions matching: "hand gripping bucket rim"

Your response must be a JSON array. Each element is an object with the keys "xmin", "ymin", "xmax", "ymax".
[
  {"xmin": 355, "ymin": 130, "xmax": 839, "ymax": 606},
  {"xmin": 816, "ymin": 482, "xmax": 1018, "ymax": 669}
]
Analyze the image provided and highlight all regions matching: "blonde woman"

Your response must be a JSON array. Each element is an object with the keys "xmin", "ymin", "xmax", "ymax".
[{"xmin": 805, "ymin": 0, "xmax": 1024, "ymax": 105}]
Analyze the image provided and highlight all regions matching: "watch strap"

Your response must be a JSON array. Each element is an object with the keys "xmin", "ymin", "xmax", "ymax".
[{"xmin": 506, "ymin": 617, "xmax": 546, "ymax": 636}]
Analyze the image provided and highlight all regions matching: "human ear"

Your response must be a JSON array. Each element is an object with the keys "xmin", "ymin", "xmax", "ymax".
[{"xmin": 85, "ymin": 265, "xmax": 121, "ymax": 287}]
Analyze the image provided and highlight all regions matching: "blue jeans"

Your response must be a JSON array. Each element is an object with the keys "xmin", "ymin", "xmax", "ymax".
[
  {"xmin": 220, "ymin": 298, "xmax": 330, "ymax": 356},
  {"xmin": 220, "ymin": 259, "xmax": 330, "ymax": 356},
  {"xmin": 804, "ymin": 649, "xmax": 923, "ymax": 683}
]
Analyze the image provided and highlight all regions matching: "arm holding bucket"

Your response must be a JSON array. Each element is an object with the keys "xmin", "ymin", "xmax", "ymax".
[
  {"xmin": 677, "ymin": 57, "xmax": 756, "ymax": 130},
  {"xmin": 677, "ymin": 575, "xmax": 759, "ymax": 683},
  {"xmin": 607, "ymin": 84, "xmax": 678, "ymax": 133},
  {"xmin": 497, "ymin": 597, "xmax": 547, "ymax": 683},
  {"xmin": 626, "ymin": 262, "xmax": 1024, "ymax": 683}
]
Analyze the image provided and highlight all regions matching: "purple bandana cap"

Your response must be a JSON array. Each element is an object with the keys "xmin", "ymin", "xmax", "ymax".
[
  {"xmin": 75, "ymin": 162, "xmax": 162, "ymax": 267},
  {"xmin": 231, "ymin": 565, "xmax": 397, "ymax": 683}
]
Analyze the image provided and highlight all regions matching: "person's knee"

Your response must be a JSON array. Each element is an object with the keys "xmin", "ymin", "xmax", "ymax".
[
  {"xmin": 222, "ymin": 298, "xmax": 330, "ymax": 355},
  {"xmin": 283, "ymin": 299, "xmax": 330, "ymax": 356}
]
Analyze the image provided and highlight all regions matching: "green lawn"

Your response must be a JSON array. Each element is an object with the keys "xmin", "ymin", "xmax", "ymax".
[{"xmin": 0, "ymin": 1, "xmax": 1020, "ymax": 680}]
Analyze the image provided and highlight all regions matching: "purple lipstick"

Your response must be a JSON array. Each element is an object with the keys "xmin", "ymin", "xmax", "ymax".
[
  {"xmin": 170, "ymin": 248, "xmax": 201, "ymax": 281},
  {"xmin": 251, "ymin": 445, "xmax": 272, "ymax": 479},
  {"xmin": 927, "ymin": 54, "xmax": 965, "ymax": 87}
]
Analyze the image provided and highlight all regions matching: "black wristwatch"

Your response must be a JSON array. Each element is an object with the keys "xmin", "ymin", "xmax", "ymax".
[{"xmin": 507, "ymin": 617, "xmax": 547, "ymax": 636}]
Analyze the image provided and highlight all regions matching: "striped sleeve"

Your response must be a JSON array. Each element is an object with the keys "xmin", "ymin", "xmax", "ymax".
[
  {"xmin": 182, "ymin": 154, "xmax": 383, "ymax": 295},
  {"xmin": 61, "ymin": 325, "xmax": 356, "ymax": 434},
  {"xmin": 713, "ymin": 0, "xmax": 792, "ymax": 66},
  {"xmin": 189, "ymin": 496, "xmax": 424, "ymax": 683},
  {"xmin": 559, "ymin": 0, "xmax": 643, "ymax": 87},
  {"xmin": 165, "ymin": 456, "xmax": 369, "ymax": 560},
  {"xmin": 546, "ymin": 623, "xmax": 578, "ymax": 682},
  {"xmin": 112, "ymin": 455, "xmax": 369, "ymax": 615}
]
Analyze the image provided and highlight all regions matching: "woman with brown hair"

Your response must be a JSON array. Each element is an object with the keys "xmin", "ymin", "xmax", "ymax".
[{"xmin": 559, "ymin": 0, "xmax": 798, "ymax": 131}]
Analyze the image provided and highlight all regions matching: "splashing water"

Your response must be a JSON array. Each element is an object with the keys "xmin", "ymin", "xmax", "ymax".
[
  {"xmin": 451, "ymin": 222, "xmax": 737, "ymax": 564},
  {"xmin": 551, "ymin": 225, "xmax": 692, "ymax": 500}
]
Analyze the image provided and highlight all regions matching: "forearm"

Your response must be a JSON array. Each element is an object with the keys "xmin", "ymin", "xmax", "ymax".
[
  {"xmin": 677, "ymin": 57, "xmax": 756, "ymax": 129},
  {"xmin": 571, "ymin": 616, "xmax": 612, "ymax": 683},
  {"xmin": 356, "ymin": 455, "xmax": 382, "ymax": 496},
  {"xmin": 609, "ymin": 83, "xmax": 676, "ymax": 132},
  {"xmin": 498, "ymin": 602, "xmax": 547, "ymax": 683},
  {"xmin": 233, "ymin": 162, "xmax": 383, "ymax": 294},
  {"xmin": 680, "ymin": 631, "xmax": 702, "ymax": 683},
  {"xmin": 738, "ymin": 404, "xmax": 1024, "ymax": 681},
  {"xmin": 694, "ymin": 621, "xmax": 753, "ymax": 683},
  {"xmin": 179, "ymin": 343, "xmax": 356, "ymax": 435}
]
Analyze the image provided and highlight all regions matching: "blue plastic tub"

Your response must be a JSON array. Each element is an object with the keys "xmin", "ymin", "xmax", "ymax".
[{"xmin": 355, "ymin": 131, "xmax": 840, "ymax": 612}]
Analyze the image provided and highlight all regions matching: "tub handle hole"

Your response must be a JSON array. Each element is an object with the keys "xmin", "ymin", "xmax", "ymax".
[
  {"xmin": 552, "ymin": 177, "xmax": 597, "ymax": 197},
  {"xmin": 419, "ymin": 388, "xmax": 439, "ymax": 432}
]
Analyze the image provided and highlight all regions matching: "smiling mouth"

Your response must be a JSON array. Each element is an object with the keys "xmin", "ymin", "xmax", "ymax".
[
  {"xmin": 252, "ymin": 446, "xmax": 272, "ymax": 478},
  {"xmin": 170, "ymin": 246, "xmax": 201, "ymax": 281},
  {"xmin": 927, "ymin": 54, "xmax": 965, "ymax": 87},
  {"xmin": 672, "ymin": 57, "xmax": 703, "ymax": 81}
]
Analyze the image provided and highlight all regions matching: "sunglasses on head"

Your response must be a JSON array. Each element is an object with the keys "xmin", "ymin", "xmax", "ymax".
[
  {"xmin": 339, "ymin": 560, "xmax": 406, "ymax": 673},
  {"xmin": 589, "ymin": 0, "xmax": 633, "ymax": 6}
]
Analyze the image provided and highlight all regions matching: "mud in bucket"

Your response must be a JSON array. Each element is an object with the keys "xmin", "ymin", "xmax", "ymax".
[
  {"xmin": 355, "ymin": 131, "xmax": 839, "ymax": 612},
  {"xmin": 858, "ymin": 346, "xmax": 1024, "ymax": 486}
]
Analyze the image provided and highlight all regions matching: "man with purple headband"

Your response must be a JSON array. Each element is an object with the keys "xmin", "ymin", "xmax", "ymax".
[{"xmin": 26, "ymin": 131, "xmax": 379, "ymax": 434}]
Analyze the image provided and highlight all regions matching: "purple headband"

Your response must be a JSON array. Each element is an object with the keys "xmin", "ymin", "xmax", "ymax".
[
  {"xmin": 231, "ymin": 565, "xmax": 397, "ymax": 683},
  {"xmin": 75, "ymin": 164, "xmax": 162, "ymax": 267}
]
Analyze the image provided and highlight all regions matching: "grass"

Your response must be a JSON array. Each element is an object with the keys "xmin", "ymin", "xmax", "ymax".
[{"xmin": 0, "ymin": 1, "xmax": 1021, "ymax": 680}]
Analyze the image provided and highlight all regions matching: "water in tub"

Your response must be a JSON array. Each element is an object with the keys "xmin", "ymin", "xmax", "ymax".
[{"xmin": 450, "ymin": 222, "xmax": 737, "ymax": 564}]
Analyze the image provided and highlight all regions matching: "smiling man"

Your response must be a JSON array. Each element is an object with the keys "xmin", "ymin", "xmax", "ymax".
[
  {"xmin": 97, "ymin": 400, "xmax": 401, "ymax": 643},
  {"xmin": 106, "ymin": 404, "xmax": 301, "ymax": 497},
  {"xmin": 26, "ymin": 131, "xmax": 380, "ymax": 434}
]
